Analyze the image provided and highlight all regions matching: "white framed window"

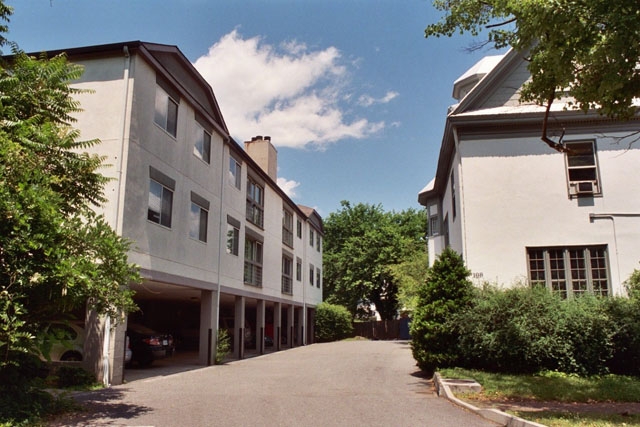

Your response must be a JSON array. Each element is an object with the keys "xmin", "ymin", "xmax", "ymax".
[
  {"xmin": 189, "ymin": 192, "xmax": 209, "ymax": 243},
  {"xmin": 316, "ymin": 235, "xmax": 321, "ymax": 252},
  {"xmin": 154, "ymin": 84, "xmax": 178, "ymax": 137},
  {"xmin": 229, "ymin": 156, "xmax": 241, "ymax": 189},
  {"xmin": 244, "ymin": 237, "xmax": 263, "ymax": 287},
  {"xmin": 309, "ymin": 228, "xmax": 314, "ymax": 248},
  {"xmin": 566, "ymin": 140, "xmax": 601, "ymax": 197},
  {"xmin": 282, "ymin": 255, "xmax": 293, "ymax": 295},
  {"xmin": 147, "ymin": 167, "xmax": 175, "ymax": 228},
  {"xmin": 316, "ymin": 268, "xmax": 321, "ymax": 289},
  {"xmin": 246, "ymin": 177, "xmax": 264, "ymax": 228},
  {"xmin": 226, "ymin": 216, "xmax": 240, "ymax": 256},
  {"xmin": 282, "ymin": 208, "xmax": 294, "ymax": 248},
  {"xmin": 527, "ymin": 245, "xmax": 609, "ymax": 297},
  {"xmin": 427, "ymin": 203, "xmax": 439, "ymax": 237},
  {"xmin": 309, "ymin": 264, "xmax": 314, "ymax": 286},
  {"xmin": 194, "ymin": 122, "xmax": 211, "ymax": 164}
]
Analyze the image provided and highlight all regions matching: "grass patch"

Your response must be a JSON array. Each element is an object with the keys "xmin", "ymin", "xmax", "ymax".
[
  {"xmin": 511, "ymin": 411, "xmax": 640, "ymax": 427},
  {"xmin": 438, "ymin": 368, "xmax": 640, "ymax": 402}
]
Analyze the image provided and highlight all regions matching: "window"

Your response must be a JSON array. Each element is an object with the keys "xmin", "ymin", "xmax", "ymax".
[
  {"xmin": 188, "ymin": 192, "xmax": 209, "ymax": 242},
  {"xmin": 427, "ymin": 203, "xmax": 439, "ymax": 237},
  {"xmin": 226, "ymin": 216, "xmax": 240, "ymax": 256},
  {"xmin": 194, "ymin": 122, "xmax": 211, "ymax": 163},
  {"xmin": 229, "ymin": 156, "xmax": 241, "ymax": 189},
  {"xmin": 309, "ymin": 229, "xmax": 314, "ymax": 248},
  {"xmin": 316, "ymin": 268, "xmax": 321, "ymax": 289},
  {"xmin": 154, "ymin": 84, "xmax": 178, "ymax": 137},
  {"xmin": 450, "ymin": 173, "xmax": 457, "ymax": 219},
  {"xmin": 147, "ymin": 167, "xmax": 175, "ymax": 228},
  {"xmin": 527, "ymin": 246, "xmax": 610, "ymax": 297},
  {"xmin": 296, "ymin": 257, "xmax": 302, "ymax": 281},
  {"xmin": 316, "ymin": 235, "xmax": 321, "ymax": 252},
  {"xmin": 244, "ymin": 237, "xmax": 263, "ymax": 287},
  {"xmin": 566, "ymin": 140, "xmax": 600, "ymax": 196},
  {"xmin": 283, "ymin": 209, "xmax": 294, "ymax": 248},
  {"xmin": 282, "ymin": 255, "xmax": 293, "ymax": 294},
  {"xmin": 297, "ymin": 219, "xmax": 302, "ymax": 239},
  {"xmin": 246, "ymin": 177, "xmax": 264, "ymax": 228},
  {"xmin": 309, "ymin": 264, "xmax": 314, "ymax": 286}
]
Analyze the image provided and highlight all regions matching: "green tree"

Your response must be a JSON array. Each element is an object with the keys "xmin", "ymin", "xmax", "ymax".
[
  {"xmin": 322, "ymin": 201, "xmax": 426, "ymax": 320},
  {"xmin": 0, "ymin": 40, "xmax": 139, "ymax": 366},
  {"xmin": 410, "ymin": 247, "xmax": 473, "ymax": 375},
  {"xmin": 425, "ymin": 0, "xmax": 640, "ymax": 150}
]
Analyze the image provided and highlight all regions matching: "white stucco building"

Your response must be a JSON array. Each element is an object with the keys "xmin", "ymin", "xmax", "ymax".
[
  {"xmin": 419, "ymin": 49, "xmax": 640, "ymax": 297},
  {"xmin": 43, "ymin": 41, "xmax": 323, "ymax": 385}
]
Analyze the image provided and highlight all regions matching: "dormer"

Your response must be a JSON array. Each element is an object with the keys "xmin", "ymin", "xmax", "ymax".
[{"xmin": 452, "ymin": 55, "xmax": 504, "ymax": 101}]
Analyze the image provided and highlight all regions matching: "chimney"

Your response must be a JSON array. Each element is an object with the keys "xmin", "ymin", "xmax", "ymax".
[{"xmin": 244, "ymin": 135, "xmax": 277, "ymax": 181}]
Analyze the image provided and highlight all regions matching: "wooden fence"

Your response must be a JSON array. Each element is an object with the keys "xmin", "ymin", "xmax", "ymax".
[{"xmin": 352, "ymin": 318, "xmax": 411, "ymax": 340}]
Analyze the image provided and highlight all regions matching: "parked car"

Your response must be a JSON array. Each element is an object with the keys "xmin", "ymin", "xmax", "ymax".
[
  {"xmin": 126, "ymin": 323, "xmax": 174, "ymax": 367},
  {"xmin": 39, "ymin": 321, "xmax": 85, "ymax": 362}
]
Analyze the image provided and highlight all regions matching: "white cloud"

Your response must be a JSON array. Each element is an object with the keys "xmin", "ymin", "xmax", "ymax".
[
  {"xmin": 193, "ymin": 30, "xmax": 392, "ymax": 150},
  {"xmin": 277, "ymin": 177, "xmax": 300, "ymax": 199},
  {"xmin": 357, "ymin": 91, "xmax": 399, "ymax": 107}
]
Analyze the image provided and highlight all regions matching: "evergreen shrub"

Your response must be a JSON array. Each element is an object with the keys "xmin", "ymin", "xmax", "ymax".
[{"xmin": 315, "ymin": 302, "xmax": 353, "ymax": 342}]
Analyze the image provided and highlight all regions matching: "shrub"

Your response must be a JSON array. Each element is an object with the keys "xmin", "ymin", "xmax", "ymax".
[
  {"xmin": 410, "ymin": 248, "xmax": 473, "ymax": 375},
  {"xmin": 215, "ymin": 328, "xmax": 231, "ymax": 365},
  {"xmin": 315, "ymin": 302, "xmax": 353, "ymax": 342},
  {"xmin": 56, "ymin": 365, "xmax": 96, "ymax": 388},
  {"xmin": 624, "ymin": 268, "xmax": 640, "ymax": 300},
  {"xmin": 605, "ymin": 297, "xmax": 640, "ymax": 376}
]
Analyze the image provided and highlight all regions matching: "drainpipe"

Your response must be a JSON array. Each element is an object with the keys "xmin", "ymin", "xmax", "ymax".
[{"xmin": 589, "ymin": 212, "xmax": 640, "ymax": 293}]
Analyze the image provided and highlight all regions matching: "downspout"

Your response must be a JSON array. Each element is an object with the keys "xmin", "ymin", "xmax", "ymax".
[
  {"xmin": 104, "ymin": 46, "xmax": 131, "ymax": 388},
  {"xmin": 589, "ymin": 212, "xmax": 640, "ymax": 294},
  {"xmin": 212, "ymin": 139, "xmax": 229, "ymax": 364}
]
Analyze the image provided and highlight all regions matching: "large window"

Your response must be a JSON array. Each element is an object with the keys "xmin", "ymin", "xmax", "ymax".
[
  {"xmin": 229, "ymin": 156, "xmax": 241, "ymax": 189},
  {"xmin": 147, "ymin": 167, "xmax": 175, "ymax": 228},
  {"xmin": 189, "ymin": 192, "xmax": 209, "ymax": 242},
  {"xmin": 246, "ymin": 177, "xmax": 264, "ymax": 228},
  {"xmin": 244, "ymin": 237, "xmax": 263, "ymax": 287},
  {"xmin": 226, "ymin": 216, "xmax": 240, "ymax": 256},
  {"xmin": 282, "ymin": 209, "xmax": 294, "ymax": 248},
  {"xmin": 282, "ymin": 255, "xmax": 293, "ymax": 295},
  {"xmin": 154, "ymin": 84, "xmax": 178, "ymax": 137},
  {"xmin": 194, "ymin": 122, "xmax": 211, "ymax": 164},
  {"xmin": 566, "ymin": 140, "xmax": 600, "ymax": 196},
  {"xmin": 527, "ymin": 246, "xmax": 610, "ymax": 297}
]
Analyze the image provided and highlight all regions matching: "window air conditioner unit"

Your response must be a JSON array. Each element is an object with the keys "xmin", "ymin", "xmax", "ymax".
[{"xmin": 575, "ymin": 181, "xmax": 595, "ymax": 195}]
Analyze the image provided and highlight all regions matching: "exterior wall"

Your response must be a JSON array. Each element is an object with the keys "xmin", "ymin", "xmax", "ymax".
[
  {"xmin": 457, "ymin": 130, "xmax": 640, "ymax": 293},
  {"xmin": 62, "ymin": 44, "xmax": 323, "ymax": 383}
]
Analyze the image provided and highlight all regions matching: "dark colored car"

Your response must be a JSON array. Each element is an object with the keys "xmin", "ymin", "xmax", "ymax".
[{"xmin": 126, "ymin": 323, "xmax": 174, "ymax": 367}]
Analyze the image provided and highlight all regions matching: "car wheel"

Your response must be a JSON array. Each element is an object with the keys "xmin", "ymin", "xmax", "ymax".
[{"xmin": 61, "ymin": 351, "xmax": 83, "ymax": 362}]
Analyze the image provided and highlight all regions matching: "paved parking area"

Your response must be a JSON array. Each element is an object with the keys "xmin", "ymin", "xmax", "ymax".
[{"xmin": 50, "ymin": 340, "xmax": 496, "ymax": 426}]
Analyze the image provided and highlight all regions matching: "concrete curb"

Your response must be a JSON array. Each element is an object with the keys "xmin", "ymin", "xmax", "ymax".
[{"xmin": 434, "ymin": 373, "xmax": 547, "ymax": 427}]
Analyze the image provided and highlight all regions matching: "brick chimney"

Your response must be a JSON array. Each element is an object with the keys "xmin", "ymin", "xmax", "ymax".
[{"xmin": 244, "ymin": 135, "xmax": 277, "ymax": 181}]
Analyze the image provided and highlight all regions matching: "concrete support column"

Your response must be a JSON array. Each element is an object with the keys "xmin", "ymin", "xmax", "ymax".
[
  {"xmin": 111, "ymin": 320, "xmax": 127, "ymax": 385},
  {"xmin": 297, "ymin": 307, "xmax": 305, "ymax": 346},
  {"xmin": 307, "ymin": 308, "xmax": 315, "ymax": 345},
  {"xmin": 235, "ymin": 296, "xmax": 245, "ymax": 359},
  {"xmin": 84, "ymin": 309, "xmax": 104, "ymax": 384},
  {"xmin": 274, "ymin": 302, "xmax": 282, "ymax": 351},
  {"xmin": 199, "ymin": 290, "xmax": 219, "ymax": 365},
  {"xmin": 256, "ymin": 299, "xmax": 265, "ymax": 354},
  {"xmin": 287, "ymin": 305, "xmax": 295, "ymax": 348}
]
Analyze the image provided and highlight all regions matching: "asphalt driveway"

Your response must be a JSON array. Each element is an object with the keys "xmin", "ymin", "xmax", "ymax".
[{"xmin": 50, "ymin": 340, "xmax": 496, "ymax": 426}]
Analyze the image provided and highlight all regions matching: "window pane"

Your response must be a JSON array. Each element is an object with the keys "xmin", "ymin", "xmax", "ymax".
[
  {"xmin": 202, "ymin": 132, "xmax": 211, "ymax": 163},
  {"xmin": 528, "ymin": 249, "xmax": 546, "ymax": 286},
  {"xmin": 148, "ymin": 179, "xmax": 162, "ymax": 223},
  {"xmin": 166, "ymin": 98, "xmax": 178, "ymax": 137},
  {"xmin": 160, "ymin": 187, "xmax": 173, "ymax": 228},
  {"xmin": 549, "ymin": 249, "xmax": 567, "ymax": 298},
  {"xmin": 569, "ymin": 249, "xmax": 587, "ymax": 296},
  {"xmin": 189, "ymin": 203, "xmax": 200, "ymax": 240},
  {"xmin": 199, "ymin": 209, "xmax": 208, "ymax": 242},
  {"xmin": 590, "ymin": 248, "xmax": 609, "ymax": 296},
  {"xmin": 568, "ymin": 167, "xmax": 597, "ymax": 181},
  {"xmin": 567, "ymin": 143, "xmax": 595, "ymax": 167},
  {"xmin": 154, "ymin": 87, "xmax": 167, "ymax": 129}
]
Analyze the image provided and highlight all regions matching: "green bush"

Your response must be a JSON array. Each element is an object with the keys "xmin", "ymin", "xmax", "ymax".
[
  {"xmin": 605, "ymin": 297, "xmax": 640, "ymax": 376},
  {"xmin": 215, "ymin": 328, "xmax": 231, "ymax": 364},
  {"xmin": 315, "ymin": 302, "xmax": 354, "ymax": 342},
  {"xmin": 410, "ymin": 248, "xmax": 473, "ymax": 375},
  {"xmin": 56, "ymin": 365, "xmax": 96, "ymax": 388}
]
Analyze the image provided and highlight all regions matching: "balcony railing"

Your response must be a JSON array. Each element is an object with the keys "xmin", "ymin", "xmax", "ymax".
[
  {"xmin": 244, "ymin": 262, "xmax": 263, "ymax": 287},
  {"xmin": 281, "ymin": 276, "xmax": 292, "ymax": 294}
]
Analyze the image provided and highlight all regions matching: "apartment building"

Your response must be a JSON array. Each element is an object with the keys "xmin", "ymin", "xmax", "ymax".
[{"xmin": 45, "ymin": 41, "xmax": 322, "ymax": 385}]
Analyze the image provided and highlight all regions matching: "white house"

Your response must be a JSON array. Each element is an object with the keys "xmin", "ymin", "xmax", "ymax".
[
  {"xmin": 419, "ymin": 48, "xmax": 640, "ymax": 297},
  {"xmin": 41, "ymin": 41, "xmax": 323, "ymax": 385}
]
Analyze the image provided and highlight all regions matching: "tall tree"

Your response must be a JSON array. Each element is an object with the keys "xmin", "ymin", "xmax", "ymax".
[
  {"xmin": 426, "ymin": 0, "xmax": 640, "ymax": 150},
  {"xmin": 0, "ymin": 39, "xmax": 139, "ymax": 362},
  {"xmin": 322, "ymin": 201, "xmax": 427, "ymax": 320}
]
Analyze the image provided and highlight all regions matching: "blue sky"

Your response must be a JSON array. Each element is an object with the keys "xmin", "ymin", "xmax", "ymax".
[{"xmin": 6, "ymin": 0, "xmax": 497, "ymax": 217}]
